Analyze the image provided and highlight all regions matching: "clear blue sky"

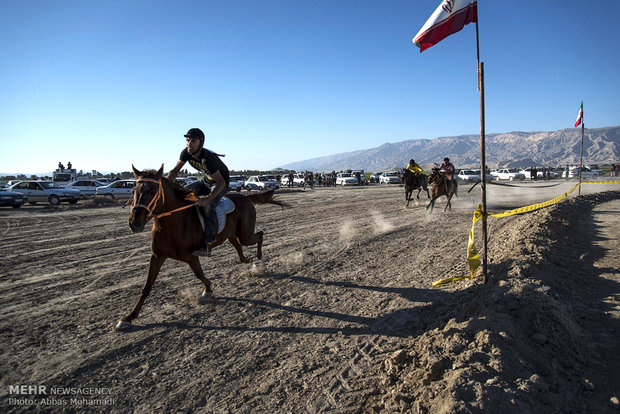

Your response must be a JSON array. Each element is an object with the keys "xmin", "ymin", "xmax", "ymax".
[{"xmin": 1, "ymin": 0, "xmax": 619, "ymax": 174}]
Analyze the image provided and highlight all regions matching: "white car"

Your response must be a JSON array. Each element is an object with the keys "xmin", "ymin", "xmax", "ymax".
[
  {"xmin": 281, "ymin": 173, "xmax": 306, "ymax": 187},
  {"xmin": 490, "ymin": 169, "xmax": 526, "ymax": 181},
  {"xmin": 9, "ymin": 181, "xmax": 81, "ymax": 205},
  {"xmin": 63, "ymin": 179, "xmax": 107, "ymax": 196},
  {"xmin": 457, "ymin": 170, "xmax": 481, "ymax": 182},
  {"xmin": 244, "ymin": 175, "xmax": 280, "ymax": 191},
  {"xmin": 562, "ymin": 166, "xmax": 601, "ymax": 179},
  {"xmin": 379, "ymin": 172, "xmax": 400, "ymax": 184},
  {"xmin": 95, "ymin": 180, "xmax": 136, "ymax": 200},
  {"xmin": 335, "ymin": 173, "xmax": 358, "ymax": 186}
]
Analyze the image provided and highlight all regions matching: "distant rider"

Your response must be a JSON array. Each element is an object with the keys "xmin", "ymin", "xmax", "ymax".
[
  {"xmin": 406, "ymin": 159, "xmax": 423, "ymax": 175},
  {"xmin": 439, "ymin": 157, "xmax": 455, "ymax": 181},
  {"xmin": 167, "ymin": 128, "xmax": 229, "ymax": 257}
]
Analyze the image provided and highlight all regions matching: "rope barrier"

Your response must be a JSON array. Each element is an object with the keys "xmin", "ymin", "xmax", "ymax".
[{"xmin": 432, "ymin": 179, "xmax": 620, "ymax": 287}]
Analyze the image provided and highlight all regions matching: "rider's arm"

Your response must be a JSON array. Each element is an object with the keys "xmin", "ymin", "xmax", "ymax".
[
  {"xmin": 166, "ymin": 160, "xmax": 185, "ymax": 181},
  {"xmin": 197, "ymin": 170, "xmax": 226, "ymax": 207}
]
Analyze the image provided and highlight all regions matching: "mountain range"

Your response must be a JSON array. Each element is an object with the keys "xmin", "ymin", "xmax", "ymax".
[{"xmin": 277, "ymin": 126, "xmax": 620, "ymax": 172}]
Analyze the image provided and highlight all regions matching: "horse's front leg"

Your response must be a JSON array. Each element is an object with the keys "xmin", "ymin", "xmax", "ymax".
[
  {"xmin": 187, "ymin": 256, "xmax": 213, "ymax": 297},
  {"xmin": 444, "ymin": 195, "xmax": 453, "ymax": 212},
  {"xmin": 426, "ymin": 198, "xmax": 435, "ymax": 213},
  {"xmin": 116, "ymin": 254, "xmax": 165, "ymax": 331}
]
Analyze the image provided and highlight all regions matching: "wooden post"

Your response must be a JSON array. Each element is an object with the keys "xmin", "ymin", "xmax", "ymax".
[
  {"xmin": 479, "ymin": 61, "xmax": 488, "ymax": 284},
  {"xmin": 578, "ymin": 105, "xmax": 584, "ymax": 195}
]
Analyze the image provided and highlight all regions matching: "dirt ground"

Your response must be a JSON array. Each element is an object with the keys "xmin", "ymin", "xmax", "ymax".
[{"xmin": 0, "ymin": 181, "xmax": 619, "ymax": 413}]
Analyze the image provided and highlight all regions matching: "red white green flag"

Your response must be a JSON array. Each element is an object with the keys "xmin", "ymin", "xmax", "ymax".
[
  {"xmin": 412, "ymin": 0, "xmax": 478, "ymax": 52},
  {"xmin": 574, "ymin": 101, "xmax": 583, "ymax": 127}
]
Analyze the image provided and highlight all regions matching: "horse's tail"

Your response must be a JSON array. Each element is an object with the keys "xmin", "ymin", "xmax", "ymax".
[{"xmin": 246, "ymin": 189, "xmax": 291, "ymax": 209}]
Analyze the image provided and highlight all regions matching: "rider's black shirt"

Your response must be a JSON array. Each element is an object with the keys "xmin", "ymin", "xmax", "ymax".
[{"xmin": 180, "ymin": 148, "xmax": 229, "ymax": 185}]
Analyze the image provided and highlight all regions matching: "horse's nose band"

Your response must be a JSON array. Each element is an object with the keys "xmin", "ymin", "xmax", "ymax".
[{"xmin": 130, "ymin": 178, "xmax": 164, "ymax": 220}]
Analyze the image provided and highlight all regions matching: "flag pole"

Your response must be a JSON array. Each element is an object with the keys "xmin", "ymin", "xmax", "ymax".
[
  {"xmin": 578, "ymin": 103, "xmax": 584, "ymax": 195},
  {"xmin": 476, "ymin": 20, "xmax": 488, "ymax": 284}
]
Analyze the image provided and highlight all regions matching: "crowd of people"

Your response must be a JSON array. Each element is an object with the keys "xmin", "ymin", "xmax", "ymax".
[{"xmin": 57, "ymin": 161, "xmax": 72, "ymax": 171}]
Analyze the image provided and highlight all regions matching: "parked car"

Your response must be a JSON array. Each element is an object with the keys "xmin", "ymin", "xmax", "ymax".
[
  {"xmin": 95, "ymin": 179, "xmax": 136, "ymax": 200},
  {"xmin": 9, "ymin": 181, "xmax": 81, "ymax": 205},
  {"xmin": 351, "ymin": 170, "xmax": 366, "ymax": 184},
  {"xmin": 379, "ymin": 171, "xmax": 401, "ymax": 184},
  {"xmin": 335, "ymin": 173, "xmax": 358, "ymax": 186},
  {"xmin": 490, "ymin": 169, "xmax": 526, "ymax": 181},
  {"xmin": 562, "ymin": 166, "xmax": 602, "ymax": 179},
  {"xmin": 228, "ymin": 175, "xmax": 246, "ymax": 192},
  {"xmin": 456, "ymin": 170, "xmax": 481, "ymax": 182},
  {"xmin": 243, "ymin": 175, "xmax": 280, "ymax": 191},
  {"xmin": 369, "ymin": 172, "xmax": 381, "ymax": 183},
  {"xmin": 280, "ymin": 173, "xmax": 305, "ymax": 187},
  {"xmin": 63, "ymin": 180, "xmax": 107, "ymax": 196},
  {"xmin": 0, "ymin": 188, "xmax": 26, "ymax": 208}
]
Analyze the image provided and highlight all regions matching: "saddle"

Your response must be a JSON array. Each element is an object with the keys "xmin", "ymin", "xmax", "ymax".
[{"xmin": 196, "ymin": 197, "xmax": 235, "ymax": 235}]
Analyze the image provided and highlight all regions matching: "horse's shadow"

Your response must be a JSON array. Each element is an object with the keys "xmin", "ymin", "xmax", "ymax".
[{"xmin": 131, "ymin": 273, "xmax": 479, "ymax": 338}]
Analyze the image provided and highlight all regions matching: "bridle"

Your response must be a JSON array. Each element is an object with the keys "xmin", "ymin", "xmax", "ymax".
[{"xmin": 128, "ymin": 178, "xmax": 198, "ymax": 221}]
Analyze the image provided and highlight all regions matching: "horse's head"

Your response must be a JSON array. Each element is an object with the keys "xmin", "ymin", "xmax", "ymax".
[
  {"xmin": 428, "ymin": 168, "xmax": 441, "ymax": 185},
  {"xmin": 128, "ymin": 164, "xmax": 164, "ymax": 233}
]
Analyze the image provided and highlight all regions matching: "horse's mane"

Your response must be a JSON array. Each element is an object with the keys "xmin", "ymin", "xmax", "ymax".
[{"xmin": 138, "ymin": 169, "xmax": 195, "ymax": 200}]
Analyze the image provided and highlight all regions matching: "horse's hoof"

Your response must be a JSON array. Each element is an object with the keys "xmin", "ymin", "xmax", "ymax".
[
  {"xmin": 200, "ymin": 291, "xmax": 215, "ymax": 303},
  {"xmin": 115, "ymin": 320, "xmax": 132, "ymax": 331}
]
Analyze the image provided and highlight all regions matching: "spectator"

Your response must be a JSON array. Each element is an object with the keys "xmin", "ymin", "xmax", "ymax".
[
  {"xmin": 58, "ymin": 162, "xmax": 65, "ymax": 171},
  {"xmin": 564, "ymin": 164, "xmax": 570, "ymax": 180},
  {"xmin": 67, "ymin": 161, "xmax": 72, "ymax": 170},
  {"xmin": 288, "ymin": 171, "xmax": 294, "ymax": 188}
]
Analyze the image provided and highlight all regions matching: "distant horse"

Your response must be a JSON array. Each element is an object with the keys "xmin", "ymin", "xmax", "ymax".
[
  {"xmin": 116, "ymin": 165, "xmax": 286, "ymax": 331},
  {"xmin": 426, "ymin": 168, "xmax": 458, "ymax": 213},
  {"xmin": 402, "ymin": 169, "xmax": 430, "ymax": 206}
]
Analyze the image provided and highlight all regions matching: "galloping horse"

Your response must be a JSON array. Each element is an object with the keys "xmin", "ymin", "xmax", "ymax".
[
  {"xmin": 426, "ymin": 168, "xmax": 458, "ymax": 213},
  {"xmin": 116, "ymin": 165, "xmax": 286, "ymax": 331},
  {"xmin": 402, "ymin": 169, "xmax": 430, "ymax": 206}
]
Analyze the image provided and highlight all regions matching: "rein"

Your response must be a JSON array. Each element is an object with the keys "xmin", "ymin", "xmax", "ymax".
[{"xmin": 130, "ymin": 178, "xmax": 199, "ymax": 221}]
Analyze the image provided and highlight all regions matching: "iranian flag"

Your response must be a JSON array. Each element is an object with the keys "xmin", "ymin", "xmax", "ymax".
[
  {"xmin": 412, "ymin": 0, "xmax": 478, "ymax": 52},
  {"xmin": 574, "ymin": 101, "xmax": 583, "ymax": 127}
]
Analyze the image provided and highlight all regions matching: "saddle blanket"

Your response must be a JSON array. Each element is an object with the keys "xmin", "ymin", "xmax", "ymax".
[{"xmin": 197, "ymin": 197, "xmax": 235, "ymax": 234}]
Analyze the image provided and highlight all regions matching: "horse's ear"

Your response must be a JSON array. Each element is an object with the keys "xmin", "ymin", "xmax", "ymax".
[
  {"xmin": 132, "ymin": 165, "xmax": 141, "ymax": 178},
  {"xmin": 156, "ymin": 164, "xmax": 164, "ymax": 179}
]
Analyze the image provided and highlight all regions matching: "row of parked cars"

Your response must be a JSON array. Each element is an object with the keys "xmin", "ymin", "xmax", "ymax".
[{"xmin": 0, "ymin": 174, "xmax": 284, "ymax": 208}]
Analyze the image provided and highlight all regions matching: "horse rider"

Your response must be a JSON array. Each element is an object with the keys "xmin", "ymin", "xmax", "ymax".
[
  {"xmin": 167, "ymin": 128, "xmax": 229, "ymax": 257},
  {"xmin": 438, "ymin": 157, "xmax": 456, "ymax": 193},
  {"xmin": 439, "ymin": 157, "xmax": 455, "ymax": 181}
]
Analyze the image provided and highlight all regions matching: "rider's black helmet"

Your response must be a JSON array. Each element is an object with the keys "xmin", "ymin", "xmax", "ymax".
[
  {"xmin": 184, "ymin": 128, "xmax": 205, "ymax": 146},
  {"xmin": 410, "ymin": 159, "xmax": 415, "ymax": 164},
  {"xmin": 444, "ymin": 157, "xmax": 450, "ymax": 162}
]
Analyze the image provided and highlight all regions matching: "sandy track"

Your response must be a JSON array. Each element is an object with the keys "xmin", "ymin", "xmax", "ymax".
[{"xmin": 0, "ymin": 182, "xmax": 618, "ymax": 413}]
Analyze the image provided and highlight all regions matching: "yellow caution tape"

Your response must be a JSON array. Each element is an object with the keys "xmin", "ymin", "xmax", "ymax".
[
  {"xmin": 433, "ymin": 180, "xmax": 620, "ymax": 286},
  {"xmin": 489, "ymin": 184, "xmax": 580, "ymax": 218},
  {"xmin": 581, "ymin": 180, "xmax": 620, "ymax": 185},
  {"xmin": 432, "ymin": 204, "xmax": 482, "ymax": 287}
]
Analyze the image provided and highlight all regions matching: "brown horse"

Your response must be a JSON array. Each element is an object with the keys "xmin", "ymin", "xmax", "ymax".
[
  {"xmin": 426, "ymin": 168, "xmax": 458, "ymax": 213},
  {"xmin": 402, "ymin": 169, "xmax": 430, "ymax": 206},
  {"xmin": 116, "ymin": 165, "xmax": 286, "ymax": 331}
]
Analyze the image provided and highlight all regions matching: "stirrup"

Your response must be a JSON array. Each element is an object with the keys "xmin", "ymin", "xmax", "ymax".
[{"xmin": 192, "ymin": 245, "xmax": 211, "ymax": 257}]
